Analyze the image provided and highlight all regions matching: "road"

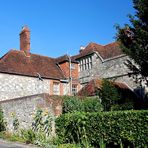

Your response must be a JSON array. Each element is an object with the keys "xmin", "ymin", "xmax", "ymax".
[{"xmin": 0, "ymin": 139, "xmax": 39, "ymax": 148}]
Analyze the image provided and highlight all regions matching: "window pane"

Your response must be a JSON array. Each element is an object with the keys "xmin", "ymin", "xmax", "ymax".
[
  {"xmin": 53, "ymin": 82, "xmax": 60, "ymax": 95},
  {"xmin": 72, "ymin": 84, "xmax": 77, "ymax": 95}
]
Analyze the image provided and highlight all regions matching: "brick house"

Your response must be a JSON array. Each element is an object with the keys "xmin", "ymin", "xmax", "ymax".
[
  {"xmin": 55, "ymin": 55, "xmax": 81, "ymax": 95},
  {"xmin": 0, "ymin": 26, "xmax": 80, "ymax": 101}
]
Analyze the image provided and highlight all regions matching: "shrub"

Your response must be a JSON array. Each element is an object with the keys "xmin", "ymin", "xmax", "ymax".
[
  {"xmin": 111, "ymin": 102, "xmax": 134, "ymax": 111},
  {"xmin": 20, "ymin": 129, "xmax": 36, "ymax": 144},
  {"xmin": 99, "ymin": 79, "xmax": 121, "ymax": 111},
  {"xmin": 62, "ymin": 96, "xmax": 102, "ymax": 114},
  {"xmin": 82, "ymin": 97, "xmax": 103, "ymax": 112},
  {"xmin": 0, "ymin": 108, "xmax": 6, "ymax": 132},
  {"xmin": 58, "ymin": 143, "xmax": 82, "ymax": 148},
  {"xmin": 56, "ymin": 110, "xmax": 148, "ymax": 147},
  {"xmin": 62, "ymin": 96, "xmax": 82, "ymax": 113}
]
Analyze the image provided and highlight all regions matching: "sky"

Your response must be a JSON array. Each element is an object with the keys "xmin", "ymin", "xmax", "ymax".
[{"xmin": 0, "ymin": 0, "xmax": 135, "ymax": 58}]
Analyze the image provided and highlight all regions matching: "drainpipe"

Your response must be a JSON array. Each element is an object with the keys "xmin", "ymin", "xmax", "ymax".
[{"xmin": 68, "ymin": 54, "xmax": 72, "ymax": 95}]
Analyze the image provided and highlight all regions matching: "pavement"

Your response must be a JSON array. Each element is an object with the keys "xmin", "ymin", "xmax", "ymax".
[{"xmin": 0, "ymin": 139, "xmax": 40, "ymax": 148}]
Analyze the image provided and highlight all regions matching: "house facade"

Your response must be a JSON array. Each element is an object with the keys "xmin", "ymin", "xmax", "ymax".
[
  {"xmin": 72, "ymin": 42, "xmax": 136, "ymax": 89},
  {"xmin": 0, "ymin": 26, "xmax": 80, "ymax": 101},
  {"xmin": 0, "ymin": 26, "xmax": 139, "ymax": 102}
]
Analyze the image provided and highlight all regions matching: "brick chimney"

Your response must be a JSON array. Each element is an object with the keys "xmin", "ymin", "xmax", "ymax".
[
  {"xmin": 79, "ymin": 46, "xmax": 85, "ymax": 53},
  {"xmin": 20, "ymin": 26, "xmax": 30, "ymax": 56}
]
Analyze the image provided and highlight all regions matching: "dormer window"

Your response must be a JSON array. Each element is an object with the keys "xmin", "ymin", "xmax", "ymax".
[{"xmin": 79, "ymin": 56, "xmax": 92, "ymax": 71}]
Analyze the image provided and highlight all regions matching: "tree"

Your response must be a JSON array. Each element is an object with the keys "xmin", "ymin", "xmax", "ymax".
[
  {"xmin": 116, "ymin": 0, "xmax": 148, "ymax": 86},
  {"xmin": 99, "ymin": 79, "xmax": 120, "ymax": 111}
]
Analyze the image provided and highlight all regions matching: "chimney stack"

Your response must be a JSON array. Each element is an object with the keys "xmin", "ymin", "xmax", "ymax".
[
  {"xmin": 20, "ymin": 26, "xmax": 30, "ymax": 56},
  {"xmin": 79, "ymin": 46, "xmax": 85, "ymax": 53}
]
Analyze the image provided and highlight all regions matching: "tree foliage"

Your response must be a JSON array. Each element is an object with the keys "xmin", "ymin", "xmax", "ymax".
[
  {"xmin": 99, "ymin": 79, "xmax": 121, "ymax": 111},
  {"xmin": 116, "ymin": 0, "xmax": 148, "ymax": 85}
]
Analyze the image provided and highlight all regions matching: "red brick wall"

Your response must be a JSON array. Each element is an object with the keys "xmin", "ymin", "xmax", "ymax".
[
  {"xmin": 59, "ymin": 62, "xmax": 81, "ymax": 93},
  {"xmin": 59, "ymin": 62, "xmax": 79, "ymax": 79}
]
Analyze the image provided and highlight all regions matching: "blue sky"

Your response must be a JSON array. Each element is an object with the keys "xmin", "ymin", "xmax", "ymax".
[{"xmin": 0, "ymin": 0, "xmax": 135, "ymax": 58}]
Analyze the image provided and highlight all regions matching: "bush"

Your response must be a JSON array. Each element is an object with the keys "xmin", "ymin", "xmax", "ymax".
[
  {"xmin": 0, "ymin": 108, "xmax": 6, "ymax": 132},
  {"xmin": 62, "ymin": 96, "xmax": 102, "ymax": 114},
  {"xmin": 111, "ymin": 102, "xmax": 134, "ymax": 111},
  {"xmin": 62, "ymin": 96, "xmax": 82, "ymax": 113},
  {"xmin": 82, "ymin": 97, "xmax": 103, "ymax": 112},
  {"xmin": 58, "ymin": 143, "xmax": 82, "ymax": 148},
  {"xmin": 99, "ymin": 79, "xmax": 121, "ymax": 111},
  {"xmin": 56, "ymin": 110, "xmax": 148, "ymax": 147},
  {"xmin": 20, "ymin": 129, "xmax": 36, "ymax": 144}
]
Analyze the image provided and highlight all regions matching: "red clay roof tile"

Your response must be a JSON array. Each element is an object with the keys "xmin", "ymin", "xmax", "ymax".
[
  {"xmin": 73, "ymin": 42, "xmax": 123, "ymax": 60},
  {"xmin": 0, "ymin": 50, "xmax": 65, "ymax": 80},
  {"xmin": 55, "ymin": 54, "xmax": 78, "ymax": 64},
  {"xmin": 77, "ymin": 79, "xmax": 131, "ymax": 96}
]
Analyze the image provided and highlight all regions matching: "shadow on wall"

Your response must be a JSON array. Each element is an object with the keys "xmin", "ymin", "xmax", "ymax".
[{"xmin": 134, "ymin": 86, "xmax": 148, "ymax": 109}]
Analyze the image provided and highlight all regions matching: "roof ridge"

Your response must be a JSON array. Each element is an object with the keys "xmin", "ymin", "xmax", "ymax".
[
  {"xmin": 103, "ymin": 41, "xmax": 118, "ymax": 47},
  {"xmin": 0, "ymin": 49, "xmax": 18, "ymax": 61},
  {"xmin": 29, "ymin": 52, "xmax": 55, "ymax": 59},
  {"xmin": 55, "ymin": 54, "xmax": 68, "ymax": 59}
]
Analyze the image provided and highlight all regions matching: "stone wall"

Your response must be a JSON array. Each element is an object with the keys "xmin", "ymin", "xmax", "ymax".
[
  {"xmin": 0, "ymin": 73, "xmax": 50, "ymax": 101},
  {"xmin": 0, "ymin": 93, "xmax": 62, "ymax": 133},
  {"xmin": 79, "ymin": 53, "xmax": 136, "ymax": 88}
]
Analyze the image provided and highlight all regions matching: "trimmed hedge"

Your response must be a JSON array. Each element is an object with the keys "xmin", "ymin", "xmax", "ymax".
[{"xmin": 56, "ymin": 110, "xmax": 148, "ymax": 147}]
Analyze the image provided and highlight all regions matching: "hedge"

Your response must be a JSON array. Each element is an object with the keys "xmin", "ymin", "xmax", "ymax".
[
  {"xmin": 62, "ymin": 96, "xmax": 102, "ymax": 113},
  {"xmin": 56, "ymin": 110, "xmax": 148, "ymax": 147}
]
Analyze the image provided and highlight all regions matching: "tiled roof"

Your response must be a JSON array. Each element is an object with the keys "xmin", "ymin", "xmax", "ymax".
[
  {"xmin": 0, "ymin": 50, "xmax": 65, "ymax": 80},
  {"xmin": 77, "ymin": 79, "xmax": 132, "ymax": 96},
  {"xmin": 55, "ymin": 54, "xmax": 78, "ymax": 64},
  {"xmin": 73, "ymin": 42, "xmax": 123, "ymax": 60}
]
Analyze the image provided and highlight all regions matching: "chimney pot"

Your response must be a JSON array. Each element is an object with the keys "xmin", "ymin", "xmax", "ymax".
[{"xmin": 79, "ymin": 46, "xmax": 85, "ymax": 53}]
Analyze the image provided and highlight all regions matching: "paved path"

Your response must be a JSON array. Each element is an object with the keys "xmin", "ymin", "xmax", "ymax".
[{"xmin": 0, "ymin": 139, "xmax": 40, "ymax": 148}]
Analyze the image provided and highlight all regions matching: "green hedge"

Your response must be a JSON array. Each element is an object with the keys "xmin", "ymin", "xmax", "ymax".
[
  {"xmin": 56, "ymin": 110, "xmax": 148, "ymax": 147},
  {"xmin": 62, "ymin": 96, "xmax": 102, "ymax": 113}
]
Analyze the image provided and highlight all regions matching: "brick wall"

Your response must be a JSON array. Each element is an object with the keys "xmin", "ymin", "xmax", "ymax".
[{"xmin": 59, "ymin": 62, "xmax": 81, "ymax": 94}]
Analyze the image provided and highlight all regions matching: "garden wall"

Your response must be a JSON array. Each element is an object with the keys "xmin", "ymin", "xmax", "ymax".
[{"xmin": 0, "ymin": 93, "xmax": 62, "ymax": 134}]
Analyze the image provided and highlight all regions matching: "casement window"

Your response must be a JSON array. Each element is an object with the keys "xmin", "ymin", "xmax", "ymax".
[
  {"xmin": 79, "ymin": 56, "xmax": 92, "ymax": 71},
  {"xmin": 53, "ymin": 82, "xmax": 60, "ymax": 95},
  {"xmin": 72, "ymin": 84, "xmax": 77, "ymax": 95},
  {"xmin": 71, "ymin": 63, "xmax": 75, "ymax": 70}
]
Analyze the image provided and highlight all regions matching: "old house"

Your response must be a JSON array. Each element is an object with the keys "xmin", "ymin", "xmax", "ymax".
[
  {"xmin": 55, "ymin": 55, "xmax": 81, "ymax": 95},
  {"xmin": 72, "ymin": 42, "xmax": 136, "ymax": 89},
  {"xmin": 0, "ymin": 26, "xmax": 80, "ymax": 101}
]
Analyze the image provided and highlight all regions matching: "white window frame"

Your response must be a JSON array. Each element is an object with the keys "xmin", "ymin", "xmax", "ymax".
[
  {"xmin": 72, "ymin": 84, "xmax": 77, "ymax": 95},
  {"xmin": 53, "ymin": 82, "xmax": 60, "ymax": 95}
]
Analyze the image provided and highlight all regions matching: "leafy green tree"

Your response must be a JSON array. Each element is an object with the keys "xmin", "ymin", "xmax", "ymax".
[
  {"xmin": 99, "ymin": 79, "xmax": 121, "ymax": 111},
  {"xmin": 116, "ymin": 0, "xmax": 148, "ymax": 86}
]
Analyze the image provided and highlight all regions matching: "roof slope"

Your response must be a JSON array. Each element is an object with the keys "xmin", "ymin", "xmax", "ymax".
[
  {"xmin": 73, "ymin": 42, "xmax": 123, "ymax": 60},
  {"xmin": 0, "ymin": 50, "xmax": 65, "ymax": 80},
  {"xmin": 77, "ymin": 79, "xmax": 133, "ymax": 97},
  {"xmin": 55, "ymin": 54, "xmax": 78, "ymax": 64}
]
